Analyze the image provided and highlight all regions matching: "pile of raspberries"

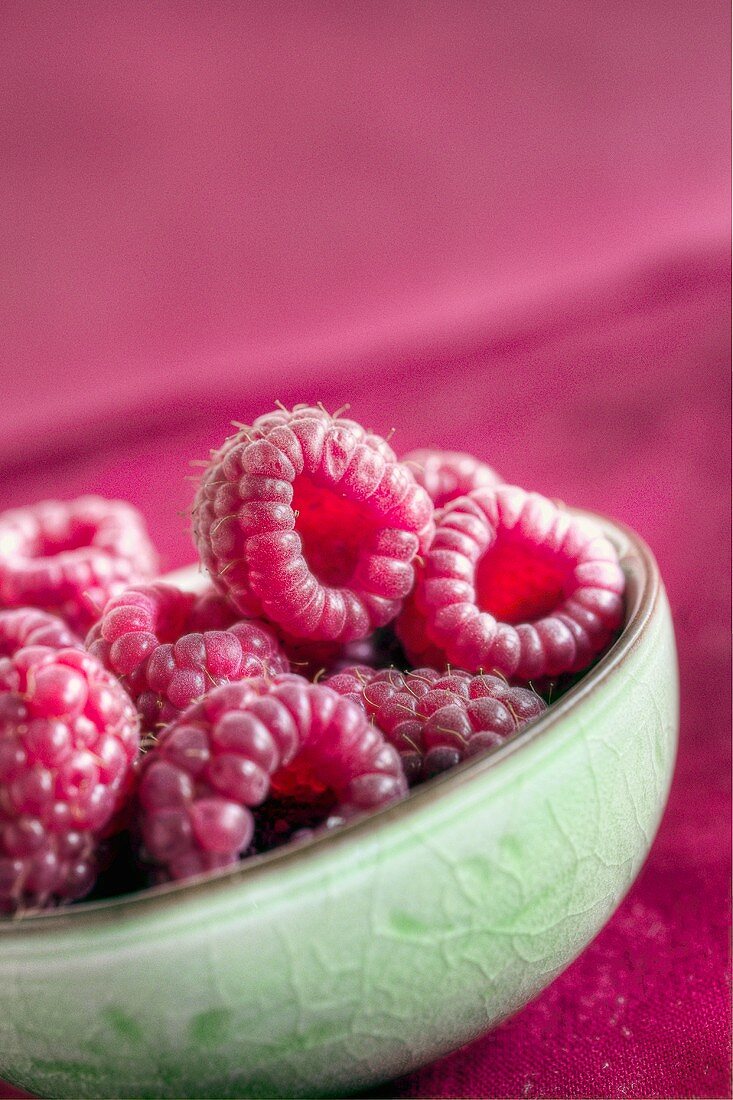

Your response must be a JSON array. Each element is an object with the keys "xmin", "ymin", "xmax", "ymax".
[{"xmin": 0, "ymin": 405, "xmax": 625, "ymax": 912}]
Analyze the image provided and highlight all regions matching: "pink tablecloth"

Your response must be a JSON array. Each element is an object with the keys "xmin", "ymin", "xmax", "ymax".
[{"xmin": 0, "ymin": 3, "xmax": 729, "ymax": 1097}]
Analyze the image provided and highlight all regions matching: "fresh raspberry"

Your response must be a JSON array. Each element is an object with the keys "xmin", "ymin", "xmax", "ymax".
[
  {"xmin": 403, "ymin": 448, "xmax": 501, "ymax": 508},
  {"xmin": 397, "ymin": 485, "xmax": 625, "ymax": 682},
  {"xmin": 0, "ymin": 497, "xmax": 158, "ymax": 632},
  {"xmin": 192, "ymin": 404, "xmax": 434, "ymax": 643},
  {"xmin": 137, "ymin": 675, "xmax": 407, "ymax": 881},
  {"xmin": 325, "ymin": 666, "xmax": 546, "ymax": 784},
  {"xmin": 0, "ymin": 645, "xmax": 140, "ymax": 911},
  {"xmin": 86, "ymin": 582, "xmax": 289, "ymax": 732},
  {"xmin": 0, "ymin": 607, "xmax": 81, "ymax": 655}
]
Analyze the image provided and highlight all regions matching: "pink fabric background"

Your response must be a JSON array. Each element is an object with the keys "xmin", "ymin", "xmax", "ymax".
[{"xmin": 0, "ymin": 2, "xmax": 729, "ymax": 1097}]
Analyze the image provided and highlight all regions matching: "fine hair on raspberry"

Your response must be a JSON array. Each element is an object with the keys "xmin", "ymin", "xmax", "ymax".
[
  {"xmin": 397, "ymin": 485, "xmax": 625, "ymax": 681},
  {"xmin": 192, "ymin": 404, "xmax": 435, "ymax": 643}
]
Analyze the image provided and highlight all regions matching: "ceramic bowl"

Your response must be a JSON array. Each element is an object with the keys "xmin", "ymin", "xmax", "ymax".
[{"xmin": 0, "ymin": 514, "xmax": 678, "ymax": 1099}]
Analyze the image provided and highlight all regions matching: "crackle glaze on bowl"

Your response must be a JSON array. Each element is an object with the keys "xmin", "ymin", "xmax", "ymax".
[{"xmin": 0, "ymin": 515, "xmax": 678, "ymax": 1100}]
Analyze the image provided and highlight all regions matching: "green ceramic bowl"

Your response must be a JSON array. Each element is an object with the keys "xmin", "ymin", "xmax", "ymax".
[{"xmin": 0, "ymin": 514, "xmax": 678, "ymax": 1100}]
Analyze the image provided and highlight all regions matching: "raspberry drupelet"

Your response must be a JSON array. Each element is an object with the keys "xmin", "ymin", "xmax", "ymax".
[
  {"xmin": 403, "ymin": 447, "xmax": 501, "ymax": 508},
  {"xmin": 0, "ymin": 607, "xmax": 81, "ymax": 654},
  {"xmin": 397, "ymin": 485, "xmax": 625, "ymax": 682},
  {"xmin": 0, "ymin": 645, "xmax": 140, "ymax": 911},
  {"xmin": 325, "ymin": 666, "xmax": 546, "ymax": 784},
  {"xmin": 0, "ymin": 497, "xmax": 158, "ymax": 632},
  {"xmin": 192, "ymin": 405, "xmax": 435, "ymax": 644},
  {"xmin": 87, "ymin": 582, "xmax": 289, "ymax": 733},
  {"xmin": 137, "ymin": 675, "xmax": 407, "ymax": 882}
]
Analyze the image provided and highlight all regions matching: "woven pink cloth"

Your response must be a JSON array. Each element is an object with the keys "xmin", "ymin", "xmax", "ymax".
[{"xmin": 0, "ymin": 3, "xmax": 729, "ymax": 1096}]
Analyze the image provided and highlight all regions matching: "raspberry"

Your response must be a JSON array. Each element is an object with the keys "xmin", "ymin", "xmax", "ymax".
[
  {"xmin": 0, "ymin": 645, "xmax": 140, "ymax": 911},
  {"xmin": 87, "ymin": 582, "xmax": 289, "ymax": 732},
  {"xmin": 192, "ymin": 404, "xmax": 434, "ymax": 643},
  {"xmin": 0, "ymin": 607, "xmax": 81, "ymax": 654},
  {"xmin": 137, "ymin": 675, "xmax": 407, "ymax": 881},
  {"xmin": 397, "ymin": 486, "xmax": 625, "ymax": 682},
  {"xmin": 403, "ymin": 448, "xmax": 501, "ymax": 508},
  {"xmin": 0, "ymin": 497, "xmax": 158, "ymax": 632},
  {"xmin": 325, "ymin": 666, "xmax": 546, "ymax": 784}
]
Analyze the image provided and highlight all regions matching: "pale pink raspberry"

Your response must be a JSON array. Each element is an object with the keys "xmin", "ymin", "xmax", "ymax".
[
  {"xmin": 397, "ymin": 485, "xmax": 625, "ymax": 682},
  {"xmin": 0, "ymin": 607, "xmax": 81, "ymax": 654},
  {"xmin": 403, "ymin": 447, "xmax": 501, "ymax": 507},
  {"xmin": 192, "ymin": 405, "xmax": 434, "ymax": 643},
  {"xmin": 0, "ymin": 497, "xmax": 158, "ymax": 631}
]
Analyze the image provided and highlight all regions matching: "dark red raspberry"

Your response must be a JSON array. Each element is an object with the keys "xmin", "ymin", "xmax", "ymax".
[
  {"xmin": 325, "ymin": 666, "xmax": 546, "ymax": 784},
  {"xmin": 0, "ymin": 497, "xmax": 158, "ymax": 632},
  {"xmin": 192, "ymin": 404, "xmax": 434, "ymax": 643},
  {"xmin": 0, "ymin": 645, "xmax": 140, "ymax": 911},
  {"xmin": 397, "ymin": 485, "xmax": 625, "ymax": 682},
  {"xmin": 87, "ymin": 583, "xmax": 289, "ymax": 732},
  {"xmin": 0, "ymin": 607, "xmax": 81, "ymax": 654},
  {"xmin": 403, "ymin": 447, "xmax": 501, "ymax": 508},
  {"xmin": 137, "ymin": 675, "xmax": 407, "ymax": 882}
]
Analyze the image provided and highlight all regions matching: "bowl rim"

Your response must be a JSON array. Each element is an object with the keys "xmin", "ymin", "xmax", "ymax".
[{"xmin": 0, "ymin": 509, "xmax": 661, "ymax": 935}]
